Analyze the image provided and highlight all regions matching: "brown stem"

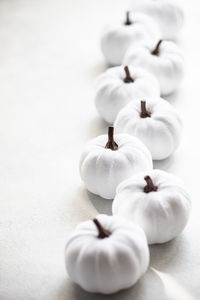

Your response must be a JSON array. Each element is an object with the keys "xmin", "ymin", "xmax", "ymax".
[
  {"xmin": 124, "ymin": 11, "xmax": 132, "ymax": 25},
  {"xmin": 105, "ymin": 126, "xmax": 118, "ymax": 151},
  {"xmin": 140, "ymin": 101, "xmax": 151, "ymax": 118},
  {"xmin": 93, "ymin": 218, "xmax": 110, "ymax": 239},
  {"xmin": 151, "ymin": 40, "xmax": 162, "ymax": 56},
  {"xmin": 124, "ymin": 66, "xmax": 134, "ymax": 83},
  {"xmin": 144, "ymin": 176, "xmax": 158, "ymax": 193}
]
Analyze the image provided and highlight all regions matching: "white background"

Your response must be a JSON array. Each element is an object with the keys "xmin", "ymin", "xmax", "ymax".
[{"xmin": 0, "ymin": 0, "xmax": 200, "ymax": 299}]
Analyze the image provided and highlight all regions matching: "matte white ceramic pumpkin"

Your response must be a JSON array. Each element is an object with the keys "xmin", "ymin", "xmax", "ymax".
[
  {"xmin": 79, "ymin": 126, "xmax": 152, "ymax": 199},
  {"xmin": 112, "ymin": 170, "xmax": 191, "ymax": 244},
  {"xmin": 65, "ymin": 214, "xmax": 150, "ymax": 294},
  {"xmin": 114, "ymin": 98, "xmax": 182, "ymax": 160},
  {"xmin": 95, "ymin": 65, "xmax": 160, "ymax": 123},
  {"xmin": 130, "ymin": 0, "xmax": 184, "ymax": 40},
  {"xmin": 101, "ymin": 11, "xmax": 161, "ymax": 66},
  {"xmin": 123, "ymin": 40, "xmax": 184, "ymax": 95}
]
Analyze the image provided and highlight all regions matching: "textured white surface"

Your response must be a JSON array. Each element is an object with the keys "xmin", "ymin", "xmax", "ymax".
[{"xmin": 0, "ymin": 0, "xmax": 200, "ymax": 299}]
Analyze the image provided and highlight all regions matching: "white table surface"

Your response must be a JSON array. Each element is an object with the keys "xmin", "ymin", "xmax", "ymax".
[{"xmin": 0, "ymin": 0, "xmax": 200, "ymax": 299}]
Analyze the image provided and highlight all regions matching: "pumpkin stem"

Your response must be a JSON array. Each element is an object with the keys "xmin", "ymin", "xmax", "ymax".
[
  {"xmin": 124, "ymin": 66, "xmax": 134, "ymax": 83},
  {"xmin": 125, "ymin": 11, "xmax": 132, "ymax": 25},
  {"xmin": 105, "ymin": 126, "xmax": 118, "ymax": 151},
  {"xmin": 140, "ymin": 101, "xmax": 151, "ymax": 118},
  {"xmin": 144, "ymin": 176, "xmax": 158, "ymax": 193},
  {"xmin": 93, "ymin": 218, "xmax": 110, "ymax": 239},
  {"xmin": 151, "ymin": 40, "xmax": 162, "ymax": 56}
]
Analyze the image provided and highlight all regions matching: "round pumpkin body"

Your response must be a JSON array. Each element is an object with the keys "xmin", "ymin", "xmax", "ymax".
[
  {"xmin": 101, "ymin": 12, "xmax": 161, "ymax": 66},
  {"xmin": 65, "ymin": 214, "xmax": 150, "ymax": 294},
  {"xmin": 80, "ymin": 128, "xmax": 153, "ymax": 199},
  {"xmin": 112, "ymin": 170, "xmax": 191, "ymax": 244},
  {"xmin": 95, "ymin": 65, "xmax": 160, "ymax": 123},
  {"xmin": 115, "ymin": 98, "xmax": 182, "ymax": 160},
  {"xmin": 123, "ymin": 40, "xmax": 184, "ymax": 96}
]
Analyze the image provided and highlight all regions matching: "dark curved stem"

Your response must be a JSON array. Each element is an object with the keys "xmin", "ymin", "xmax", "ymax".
[
  {"xmin": 124, "ymin": 66, "xmax": 134, "ymax": 83},
  {"xmin": 144, "ymin": 176, "xmax": 158, "ymax": 193},
  {"xmin": 105, "ymin": 126, "xmax": 118, "ymax": 151},
  {"xmin": 151, "ymin": 40, "xmax": 162, "ymax": 56},
  {"xmin": 93, "ymin": 218, "xmax": 110, "ymax": 239},
  {"xmin": 140, "ymin": 101, "xmax": 151, "ymax": 118},
  {"xmin": 124, "ymin": 11, "xmax": 132, "ymax": 25}
]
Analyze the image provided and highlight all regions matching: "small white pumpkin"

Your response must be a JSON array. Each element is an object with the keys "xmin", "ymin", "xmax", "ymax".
[
  {"xmin": 65, "ymin": 214, "xmax": 150, "ymax": 294},
  {"xmin": 114, "ymin": 98, "xmax": 182, "ymax": 160},
  {"xmin": 101, "ymin": 11, "xmax": 161, "ymax": 66},
  {"xmin": 95, "ymin": 65, "xmax": 160, "ymax": 124},
  {"xmin": 130, "ymin": 0, "xmax": 184, "ymax": 40},
  {"xmin": 123, "ymin": 40, "xmax": 184, "ymax": 96},
  {"xmin": 112, "ymin": 170, "xmax": 191, "ymax": 244},
  {"xmin": 80, "ymin": 126, "xmax": 152, "ymax": 199}
]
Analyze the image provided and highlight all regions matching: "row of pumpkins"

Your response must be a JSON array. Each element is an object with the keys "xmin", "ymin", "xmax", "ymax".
[{"xmin": 65, "ymin": 0, "xmax": 191, "ymax": 295}]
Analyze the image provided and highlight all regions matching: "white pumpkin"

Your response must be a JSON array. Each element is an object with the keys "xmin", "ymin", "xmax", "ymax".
[
  {"xmin": 123, "ymin": 40, "xmax": 184, "ymax": 96},
  {"xmin": 130, "ymin": 0, "xmax": 184, "ymax": 40},
  {"xmin": 114, "ymin": 98, "xmax": 182, "ymax": 160},
  {"xmin": 80, "ymin": 126, "xmax": 152, "ymax": 199},
  {"xmin": 95, "ymin": 65, "xmax": 160, "ymax": 123},
  {"xmin": 112, "ymin": 170, "xmax": 191, "ymax": 244},
  {"xmin": 65, "ymin": 214, "xmax": 150, "ymax": 294},
  {"xmin": 101, "ymin": 11, "xmax": 161, "ymax": 66}
]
